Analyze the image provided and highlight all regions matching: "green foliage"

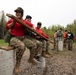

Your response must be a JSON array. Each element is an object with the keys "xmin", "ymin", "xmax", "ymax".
[
  {"xmin": 0, "ymin": 40, "xmax": 8, "ymax": 46},
  {"xmin": 66, "ymin": 20, "xmax": 76, "ymax": 35},
  {"xmin": 0, "ymin": 11, "xmax": 7, "ymax": 39},
  {"xmin": 41, "ymin": 20, "xmax": 76, "ymax": 39}
]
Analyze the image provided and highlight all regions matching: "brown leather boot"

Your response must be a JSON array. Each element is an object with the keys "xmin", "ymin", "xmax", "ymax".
[
  {"xmin": 46, "ymin": 51, "xmax": 51, "ymax": 55},
  {"xmin": 14, "ymin": 64, "xmax": 21, "ymax": 75},
  {"xmin": 14, "ymin": 66, "xmax": 21, "ymax": 75},
  {"xmin": 46, "ymin": 51, "xmax": 53, "ymax": 57},
  {"xmin": 42, "ymin": 51, "xmax": 50, "ymax": 58}
]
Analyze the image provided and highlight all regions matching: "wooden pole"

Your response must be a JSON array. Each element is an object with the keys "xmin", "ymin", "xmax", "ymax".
[{"xmin": 6, "ymin": 14, "xmax": 54, "ymax": 44}]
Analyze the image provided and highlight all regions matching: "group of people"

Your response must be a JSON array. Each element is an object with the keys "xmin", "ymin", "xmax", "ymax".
[
  {"xmin": 4, "ymin": 7, "xmax": 51, "ymax": 75},
  {"xmin": 53, "ymin": 28, "xmax": 74, "ymax": 51},
  {"xmin": 2, "ymin": 6, "xmax": 74, "ymax": 75}
]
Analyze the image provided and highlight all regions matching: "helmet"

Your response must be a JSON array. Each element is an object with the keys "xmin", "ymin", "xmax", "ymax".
[{"xmin": 14, "ymin": 7, "xmax": 24, "ymax": 17}]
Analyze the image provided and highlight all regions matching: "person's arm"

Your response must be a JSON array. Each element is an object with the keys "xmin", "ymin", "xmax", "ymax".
[
  {"xmin": 8, "ymin": 20, "xmax": 16, "ymax": 28},
  {"xmin": 6, "ymin": 19, "xmax": 16, "ymax": 29},
  {"xmin": 35, "ymin": 28, "xmax": 49, "ymax": 38},
  {"xmin": 24, "ymin": 20, "xmax": 34, "ymax": 27},
  {"xmin": 41, "ymin": 32, "xmax": 49, "ymax": 38}
]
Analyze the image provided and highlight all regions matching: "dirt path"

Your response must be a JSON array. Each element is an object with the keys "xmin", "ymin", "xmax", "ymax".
[{"xmin": 19, "ymin": 49, "xmax": 76, "ymax": 75}]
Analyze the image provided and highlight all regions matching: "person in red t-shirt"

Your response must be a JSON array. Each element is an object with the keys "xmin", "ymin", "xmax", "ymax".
[
  {"xmin": 52, "ymin": 30, "xmax": 57, "ymax": 50},
  {"xmin": 23, "ymin": 15, "xmax": 42, "ymax": 64},
  {"xmin": 5, "ymin": 7, "xmax": 40, "ymax": 75},
  {"xmin": 35, "ymin": 22, "xmax": 52, "ymax": 58},
  {"xmin": 63, "ymin": 30, "xmax": 68, "ymax": 48},
  {"xmin": 5, "ymin": 7, "xmax": 26, "ymax": 75}
]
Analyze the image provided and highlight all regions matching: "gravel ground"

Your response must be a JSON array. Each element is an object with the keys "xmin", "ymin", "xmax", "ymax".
[{"xmin": 19, "ymin": 48, "xmax": 76, "ymax": 75}]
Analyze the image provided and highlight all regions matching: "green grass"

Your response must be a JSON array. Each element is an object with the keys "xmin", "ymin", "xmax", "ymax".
[{"xmin": 0, "ymin": 40, "xmax": 8, "ymax": 46}]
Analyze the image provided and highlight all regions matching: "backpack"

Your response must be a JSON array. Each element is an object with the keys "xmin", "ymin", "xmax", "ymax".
[
  {"xmin": 4, "ymin": 31, "xmax": 12, "ymax": 43},
  {"xmin": 67, "ymin": 32, "xmax": 74, "ymax": 39}
]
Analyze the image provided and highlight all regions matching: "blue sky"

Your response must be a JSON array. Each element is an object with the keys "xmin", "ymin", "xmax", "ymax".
[{"xmin": 0, "ymin": 0, "xmax": 76, "ymax": 27}]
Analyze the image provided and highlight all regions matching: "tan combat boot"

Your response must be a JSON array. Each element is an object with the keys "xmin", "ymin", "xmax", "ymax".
[
  {"xmin": 42, "ymin": 51, "xmax": 50, "ymax": 58},
  {"xmin": 28, "ymin": 58, "xmax": 39, "ymax": 65},
  {"xmin": 14, "ymin": 64, "xmax": 21, "ymax": 75},
  {"xmin": 46, "ymin": 51, "xmax": 51, "ymax": 55}
]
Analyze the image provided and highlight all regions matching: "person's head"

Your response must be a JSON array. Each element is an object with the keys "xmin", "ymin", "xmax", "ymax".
[
  {"xmin": 65, "ymin": 30, "xmax": 67, "ymax": 32},
  {"xmin": 55, "ymin": 30, "xmax": 57, "ymax": 32},
  {"xmin": 25, "ymin": 15, "xmax": 32, "ymax": 22},
  {"xmin": 37, "ymin": 22, "xmax": 42, "ymax": 28},
  {"xmin": 59, "ymin": 28, "xmax": 62, "ymax": 31},
  {"xmin": 14, "ymin": 7, "xmax": 24, "ymax": 19}
]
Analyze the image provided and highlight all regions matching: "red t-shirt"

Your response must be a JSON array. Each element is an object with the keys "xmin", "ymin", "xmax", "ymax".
[
  {"xmin": 6, "ymin": 19, "xmax": 25, "ymax": 36},
  {"xmin": 6, "ymin": 19, "xmax": 34, "ymax": 36},
  {"xmin": 24, "ymin": 20, "xmax": 34, "ymax": 27},
  {"xmin": 63, "ymin": 32, "xmax": 67, "ymax": 38},
  {"xmin": 35, "ymin": 27, "xmax": 49, "ymax": 38}
]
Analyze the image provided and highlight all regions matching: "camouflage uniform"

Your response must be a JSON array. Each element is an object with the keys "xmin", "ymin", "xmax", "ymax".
[
  {"xmin": 67, "ymin": 39, "xmax": 73, "ymax": 50},
  {"xmin": 4, "ymin": 30, "xmax": 12, "ymax": 43},
  {"xmin": 24, "ymin": 37, "xmax": 43, "ymax": 64},
  {"xmin": 63, "ymin": 38, "xmax": 67, "ymax": 48},
  {"xmin": 10, "ymin": 37, "xmax": 25, "ymax": 61},
  {"xmin": 53, "ymin": 38, "xmax": 57, "ymax": 50},
  {"xmin": 36, "ymin": 39, "xmax": 51, "ymax": 58},
  {"xmin": 67, "ymin": 31, "xmax": 74, "ymax": 51},
  {"xmin": 56, "ymin": 29, "xmax": 63, "ymax": 51},
  {"xmin": 41, "ymin": 40, "xmax": 50, "ymax": 52},
  {"xmin": 23, "ymin": 36, "xmax": 42, "ymax": 57}
]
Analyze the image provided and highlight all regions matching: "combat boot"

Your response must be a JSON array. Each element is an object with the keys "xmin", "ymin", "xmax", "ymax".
[
  {"xmin": 14, "ymin": 61, "xmax": 21, "ymax": 75},
  {"xmin": 46, "ymin": 51, "xmax": 51, "ymax": 55},
  {"xmin": 42, "ymin": 51, "xmax": 50, "ymax": 58},
  {"xmin": 28, "ymin": 58, "xmax": 40, "ymax": 65},
  {"xmin": 28, "ymin": 49, "xmax": 40, "ymax": 65}
]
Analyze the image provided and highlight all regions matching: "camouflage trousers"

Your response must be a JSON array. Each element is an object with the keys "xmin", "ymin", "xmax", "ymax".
[
  {"xmin": 53, "ymin": 38, "xmax": 57, "ymax": 50},
  {"xmin": 67, "ymin": 39, "xmax": 73, "ymax": 50},
  {"xmin": 23, "ymin": 37, "xmax": 42, "ymax": 57},
  {"xmin": 10, "ymin": 37, "xmax": 25, "ymax": 61},
  {"xmin": 42, "ymin": 40, "xmax": 51, "ymax": 52},
  {"xmin": 63, "ymin": 38, "xmax": 67, "ymax": 48},
  {"xmin": 10, "ymin": 36, "xmax": 42, "ymax": 61}
]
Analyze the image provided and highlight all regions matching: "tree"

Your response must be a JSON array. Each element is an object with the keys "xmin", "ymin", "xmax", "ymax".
[{"xmin": 0, "ymin": 11, "xmax": 7, "ymax": 39}]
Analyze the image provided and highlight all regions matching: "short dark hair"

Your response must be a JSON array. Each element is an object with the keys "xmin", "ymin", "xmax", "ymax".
[
  {"xmin": 59, "ymin": 28, "xmax": 62, "ymax": 31},
  {"xmin": 14, "ymin": 7, "xmax": 24, "ymax": 17},
  {"xmin": 37, "ymin": 22, "xmax": 42, "ymax": 26},
  {"xmin": 25, "ymin": 15, "xmax": 32, "ymax": 19}
]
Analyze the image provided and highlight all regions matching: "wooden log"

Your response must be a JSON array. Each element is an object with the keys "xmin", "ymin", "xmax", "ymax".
[{"xmin": 6, "ymin": 14, "xmax": 54, "ymax": 44}]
